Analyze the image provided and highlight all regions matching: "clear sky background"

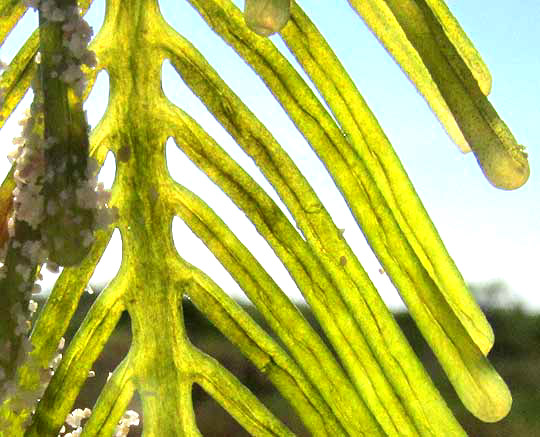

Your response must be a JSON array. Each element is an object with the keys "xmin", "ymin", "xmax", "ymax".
[{"xmin": 1, "ymin": 1, "xmax": 539, "ymax": 311}]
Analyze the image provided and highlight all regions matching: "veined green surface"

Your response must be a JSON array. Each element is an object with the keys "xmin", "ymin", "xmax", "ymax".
[{"xmin": 0, "ymin": 0, "xmax": 523, "ymax": 435}]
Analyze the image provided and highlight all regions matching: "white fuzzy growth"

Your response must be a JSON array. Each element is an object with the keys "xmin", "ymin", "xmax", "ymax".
[
  {"xmin": 39, "ymin": 0, "xmax": 58, "ymax": 20},
  {"xmin": 52, "ymin": 3, "xmax": 97, "ymax": 97},
  {"xmin": 49, "ymin": 7, "xmax": 66, "ymax": 22},
  {"xmin": 75, "ymin": 184, "xmax": 98, "ymax": 209},
  {"xmin": 94, "ymin": 207, "xmax": 117, "ymax": 230},
  {"xmin": 60, "ymin": 63, "xmax": 83, "ymax": 85},
  {"xmin": 8, "ymin": 145, "xmax": 23, "ymax": 163},
  {"xmin": 14, "ymin": 186, "xmax": 45, "ymax": 230},
  {"xmin": 49, "ymin": 353, "xmax": 62, "ymax": 371},
  {"xmin": 64, "ymin": 427, "xmax": 83, "ymax": 437},
  {"xmin": 0, "ymin": 4, "xmax": 114, "ymax": 336},
  {"xmin": 13, "ymin": 308, "xmax": 30, "ymax": 336},
  {"xmin": 21, "ymin": 240, "xmax": 47, "ymax": 264},
  {"xmin": 10, "ymin": 113, "xmax": 47, "ymax": 231},
  {"xmin": 123, "ymin": 410, "xmax": 140, "ymax": 426},
  {"xmin": 114, "ymin": 410, "xmax": 140, "ymax": 437},
  {"xmin": 80, "ymin": 229, "xmax": 94, "ymax": 247},
  {"xmin": 65, "ymin": 33, "xmax": 88, "ymax": 59},
  {"xmin": 28, "ymin": 299, "xmax": 38, "ymax": 314},
  {"xmin": 7, "ymin": 217, "xmax": 15, "ymax": 237},
  {"xmin": 96, "ymin": 182, "xmax": 111, "ymax": 204},
  {"xmin": 15, "ymin": 263, "xmax": 31, "ymax": 281},
  {"xmin": 65, "ymin": 407, "xmax": 91, "ymax": 428},
  {"xmin": 11, "ymin": 137, "xmax": 25, "ymax": 146}
]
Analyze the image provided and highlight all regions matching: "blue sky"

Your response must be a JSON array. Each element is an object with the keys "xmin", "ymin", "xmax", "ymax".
[{"xmin": 1, "ymin": 1, "xmax": 539, "ymax": 310}]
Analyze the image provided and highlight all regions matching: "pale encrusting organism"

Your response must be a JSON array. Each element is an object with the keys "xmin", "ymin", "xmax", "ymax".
[
  {"xmin": 55, "ymin": 406, "xmax": 137, "ymax": 437},
  {"xmin": 53, "ymin": 405, "xmax": 139, "ymax": 437},
  {"xmin": 0, "ymin": 0, "xmax": 117, "ymax": 428}
]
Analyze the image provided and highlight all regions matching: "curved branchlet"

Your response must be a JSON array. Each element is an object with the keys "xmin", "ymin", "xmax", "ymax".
[
  {"xmin": 79, "ymin": 355, "xmax": 135, "ymax": 437},
  {"xmin": 0, "ymin": 35, "xmax": 38, "ymax": 131},
  {"xmin": 282, "ymin": 2, "xmax": 493, "ymax": 354},
  {"xmin": 0, "ymin": 0, "xmax": 27, "ymax": 48},
  {"xmin": 167, "ymin": 112, "xmax": 404, "ymax": 436},
  {"xmin": 171, "ymin": 248, "xmax": 346, "ymax": 435},
  {"xmin": 159, "ymin": 27, "xmax": 466, "ymax": 435},
  {"xmin": 191, "ymin": 346, "xmax": 295, "ymax": 436},
  {"xmin": 25, "ymin": 275, "xmax": 127, "ymax": 437},
  {"xmin": 183, "ymin": 0, "xmax": 511, "ymax": 423},
  {"xmin": 347, "ymin": 0, "xmax": 529, "ymax": 190}
]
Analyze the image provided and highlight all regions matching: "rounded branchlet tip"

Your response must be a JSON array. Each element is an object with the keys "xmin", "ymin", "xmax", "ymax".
[
  {"xmin": 244, "ymin": 0, "xmax": 291, "ymax": 37},
  {"xmin": 474, "ymin": 144, "xmax": 530, "ymax": 190}
]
